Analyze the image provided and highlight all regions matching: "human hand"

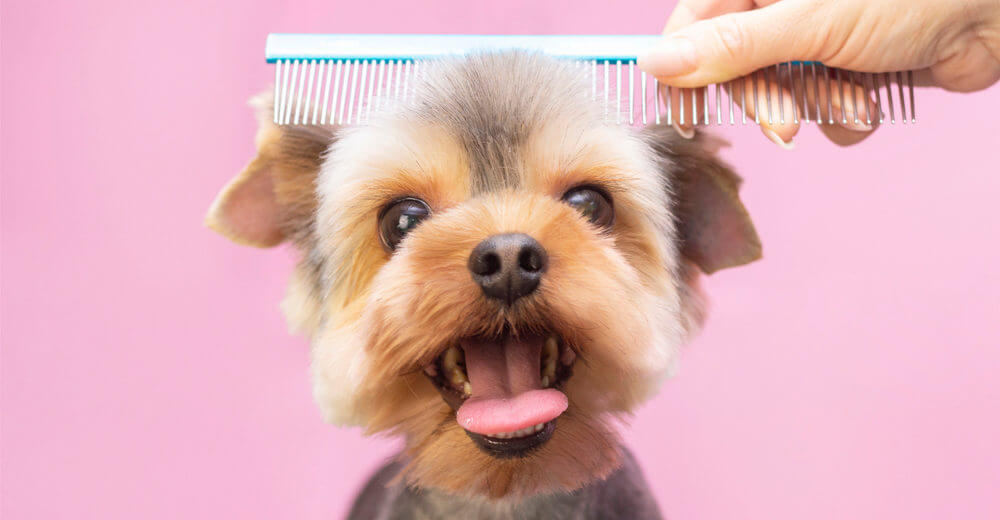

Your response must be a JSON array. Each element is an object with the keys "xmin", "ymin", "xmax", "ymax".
[{"xmin": 638, "ymin": 0, "xmax": 1000, "ymax": 147}]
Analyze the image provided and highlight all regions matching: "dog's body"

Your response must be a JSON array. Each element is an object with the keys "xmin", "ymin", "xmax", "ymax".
[
  {"xmin": 348, "ymin": 449, "xmax": 660, "ymax": 520},
  {"xmin": 208, "ymin": 52, "xmax": 759, "ymax": 518}
]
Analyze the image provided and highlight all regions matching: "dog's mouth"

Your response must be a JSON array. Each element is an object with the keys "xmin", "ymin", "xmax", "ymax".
[{"xmin": 423, "ymin": 331, "xmax": 576, "ymax": 458}]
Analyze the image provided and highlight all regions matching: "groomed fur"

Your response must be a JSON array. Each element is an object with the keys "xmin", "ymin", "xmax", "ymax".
[{"xmin": 207, "ymin": 51, "xmax": 760, "ymax": 501}]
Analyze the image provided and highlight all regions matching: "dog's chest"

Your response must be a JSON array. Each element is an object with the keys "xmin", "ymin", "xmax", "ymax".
[
  {"xmin": 348, "ymin": 448, "xmax": 662, "ymax": 520},
  {"xmin": 388, "ymin": 488, "xmax": 585, "ymax": 520}
]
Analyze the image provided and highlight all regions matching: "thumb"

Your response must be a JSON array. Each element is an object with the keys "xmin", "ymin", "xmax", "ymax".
[{"xmin": 639, "ymin": 1, "xmax": 826, "ymax": 87}]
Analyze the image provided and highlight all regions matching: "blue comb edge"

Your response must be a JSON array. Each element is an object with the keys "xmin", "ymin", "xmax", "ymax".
[
  {"xmin": 264, "ymin": 34, "xmax": 828, "ymax": 67},
  {"xmin": 266, "ymin": 34, "xmax": 663, "ymax": 63}
]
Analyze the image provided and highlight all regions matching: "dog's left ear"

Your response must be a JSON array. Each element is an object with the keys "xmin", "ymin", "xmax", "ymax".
[
  {"xmin": 205, "ymin": 93, "xmax": 333, "ymax": 248},
  {"xmin": 644, "ymin": 127, "xmax": 762, "ymax": 274}
]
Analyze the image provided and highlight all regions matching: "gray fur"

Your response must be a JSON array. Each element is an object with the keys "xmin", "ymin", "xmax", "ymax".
[
  {"xmin": 346, "ymin": 448, "xmax": 662, "ymax": 520},
  {"xmin": 404, "ymin": 52, "xmax": 598, "ymax": 195}
]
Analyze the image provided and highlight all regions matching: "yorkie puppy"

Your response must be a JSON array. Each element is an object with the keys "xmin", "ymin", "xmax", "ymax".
[{"xmin": 207, "ymin": 52, "xmax": 760, "ymax": 519}]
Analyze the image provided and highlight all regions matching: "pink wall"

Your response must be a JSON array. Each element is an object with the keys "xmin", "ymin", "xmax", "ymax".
[{"xmin": 2, "ymin": 1, "xmax": 999, "ymax": 518}]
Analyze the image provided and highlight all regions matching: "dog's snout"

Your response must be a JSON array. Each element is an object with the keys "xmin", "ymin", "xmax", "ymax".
[{"xmin": 468, "ymin": 233, "xmax": 547, "ymax": 305}]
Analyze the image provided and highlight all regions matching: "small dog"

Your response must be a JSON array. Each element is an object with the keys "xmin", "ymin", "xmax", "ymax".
[{"xmin": 207, "ymin": 52, "xmax": 760, "ymax": 519}]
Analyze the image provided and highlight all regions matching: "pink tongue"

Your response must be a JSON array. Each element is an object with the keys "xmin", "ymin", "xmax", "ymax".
[{"xmin": 456, "ymin": 334, "xmax": 568, "ymax": 436}]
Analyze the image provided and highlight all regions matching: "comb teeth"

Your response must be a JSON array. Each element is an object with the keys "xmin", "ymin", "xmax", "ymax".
[{"xmin": 272, "ymin": 59, "xmax": 916, "ymax": 127}]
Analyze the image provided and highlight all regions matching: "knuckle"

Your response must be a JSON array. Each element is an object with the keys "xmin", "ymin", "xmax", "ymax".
[{"xmin": 713, "ymin": 16, "xmax": 751, "ymax": 62}]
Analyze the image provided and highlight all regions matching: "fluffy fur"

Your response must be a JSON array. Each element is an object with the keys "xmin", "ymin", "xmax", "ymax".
[{"xmin": 207, "ymin": 51, "xmax": 760, "ymax": 510}]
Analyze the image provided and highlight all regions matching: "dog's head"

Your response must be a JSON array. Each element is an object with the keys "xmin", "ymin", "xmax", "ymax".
[{"xmin": 207, "ymin": 52, "xmax": 760, "ymax": 499}]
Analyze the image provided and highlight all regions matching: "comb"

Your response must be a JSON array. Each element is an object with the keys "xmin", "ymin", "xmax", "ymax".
[{"xmin": 266, "ymin": 34, "xmax": 917, "ymax": 128}]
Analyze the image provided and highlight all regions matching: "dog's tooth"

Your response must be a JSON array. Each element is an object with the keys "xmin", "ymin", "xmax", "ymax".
[
  {"xmin": 489, "ymin": 423, "xmax": 549, "ymax": 440},
  {"xmin": 449, "ymin": 369, "xmax": 468, "ymax": 389},
  {"xmin": 542, "ymin": 359, "xmax": 556, "ymax": 381},
  {"xmin": 543, "ymin": 336, "xmax": 558, "ymax": 364},
  {"xmin": 443, "ymin": 346, "xmax": 463, "ymax": 371},
  {"xmin": 447, "ymin": 365, "xmax": 464, "ymax": 382},
  {"xmin": 443, "ymin": 346, "xmax": 469, "ymax": 389},
  {"xmin": 541, "ymin": 338, "xmax": 557, "ymax": 384},
  {"xmin": 462, "ymin": 381, "xmax": 471, "ymax": 396}
]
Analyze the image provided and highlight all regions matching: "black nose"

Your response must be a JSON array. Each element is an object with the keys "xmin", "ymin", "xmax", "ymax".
[{"xmin": 468, "ymin": 233, "xmax": 547, "ymax": 305}]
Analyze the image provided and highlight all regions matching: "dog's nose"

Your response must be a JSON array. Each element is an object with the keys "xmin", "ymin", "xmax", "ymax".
[{"xmin": 468, "ymin": 233, "xmax": 547, "ymax": 305}]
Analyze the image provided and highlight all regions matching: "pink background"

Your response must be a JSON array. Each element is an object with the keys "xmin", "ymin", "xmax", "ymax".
[{"xmin": 3, "ymin": 1, "xmax": 999, "ymax": 518}]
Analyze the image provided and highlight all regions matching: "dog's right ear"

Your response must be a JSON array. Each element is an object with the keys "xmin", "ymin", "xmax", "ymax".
[
  {"xmin": 642, "ymin": 127, "xmax": 761, "ymax": 274},
  {"xmin": 641, "ymin": 127, "xmax": 762, "ymax": 335},
  {"xmin": 205, "ymin": 94, "xmax": 333, "ymax": 248}
]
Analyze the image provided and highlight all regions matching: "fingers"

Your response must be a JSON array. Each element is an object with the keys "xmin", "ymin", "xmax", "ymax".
[
  {"xmin": 802, "ymin": 68, "xmax": 876, "ymax": 125},
  {"xmin": 729, "ymin": 67, "xmax": 800, "ymax": 148},
  {"xmin": 640, "ymin": 0, "xmax": 827, "ymax": 86},
  {"xmin": 657, "ymin": 0, "xmax": 761, "ymax": 139},
  {"xmin": 787, "ymin": 65, "xmax": 879, "ymax": 145},
  {"xmin": 930, "ymin": 42, "xmax": 1000, "ymax": 92},
  {"xmin": 664, "ymin": 65, "xmax": 805, "ymax": 149},
  {"xmin": 664, "ymin": 85, "xmax": 702, "ymax": 138},
  {"xmin": 651, "ymin": 83, "xmax": 707, "ymax": 138},
  {"xmin": 655, "ymin": 70, "xmax": 799, "ymax": 147},
  {"xmin": 664, "ymin": 64, "xmax": 880, "ymax": 148},
  {"xmin": 646, "ymin": 0, "xmax": 759, "ymax": 88}
]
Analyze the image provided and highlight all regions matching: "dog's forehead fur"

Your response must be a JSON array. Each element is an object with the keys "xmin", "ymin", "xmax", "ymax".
[{"xmin": 405, "ymin": 52, "xmax": 603, "ymax": 195}]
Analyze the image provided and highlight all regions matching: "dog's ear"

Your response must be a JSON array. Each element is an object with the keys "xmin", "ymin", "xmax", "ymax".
[
  {"xmin": 644, "ymin": 128, "xmax": 761, "ymax": 275},
  {"xmin": 205, "ymin": 93, "xmax": 333, "ymax": 248}
]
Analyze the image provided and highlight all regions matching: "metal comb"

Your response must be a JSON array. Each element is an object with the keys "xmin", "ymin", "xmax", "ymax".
[{"xmin": 266, "ymin": 34, "xmax": 917, "ymax": 128}]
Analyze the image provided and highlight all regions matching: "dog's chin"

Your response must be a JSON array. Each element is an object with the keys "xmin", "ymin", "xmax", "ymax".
[
  {"xmin": 463, "ymin": 420, "xmax": 558, "ymax": 458},
  {"xmin": 423, "ymin": 329, "xmax": 577, "ymax": 459}
]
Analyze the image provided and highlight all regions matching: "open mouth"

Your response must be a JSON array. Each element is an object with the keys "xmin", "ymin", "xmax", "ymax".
[{"xmin": 423, "ymin": 331, "xmax": 577, "ymax": 457}]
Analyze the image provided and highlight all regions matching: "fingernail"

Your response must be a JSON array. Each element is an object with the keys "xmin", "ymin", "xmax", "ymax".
[
  {"xmin": 762, "ymin": 128, "xmax": 795, "ymax": 150},
  {"xmin": 836, "ymin": 107, "xmax": 873, "ymax": 132},
  {"xmin": 672, "ymin": 121, "xmax": 695, "ymax": 139},
  {"xmin": 638, "ymin": 37, "xmax": 699, "ymax": 77}
]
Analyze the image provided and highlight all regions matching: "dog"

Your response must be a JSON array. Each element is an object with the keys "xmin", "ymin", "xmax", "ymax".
[{"xmin": 206, "ymin": 51, "xmax": 760, "ymax": 519}]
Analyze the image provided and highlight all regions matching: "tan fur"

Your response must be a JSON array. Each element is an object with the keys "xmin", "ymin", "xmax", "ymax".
[
  {"xmin": 206, "ymin": 93, "xmax": 331, "ymax": 248},
  {"xmin": 206, "ymin": 52, "xmax": 760, "ymax": 501}
]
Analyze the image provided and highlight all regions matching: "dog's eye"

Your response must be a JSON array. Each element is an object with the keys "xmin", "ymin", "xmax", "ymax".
[
  {"xmin": 562, "ymin": 187, "xmax": 614, "ymax": 229},
  {"xmin": 379, "ymin": 198, "xmax": 431, "ymax": 251}
]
